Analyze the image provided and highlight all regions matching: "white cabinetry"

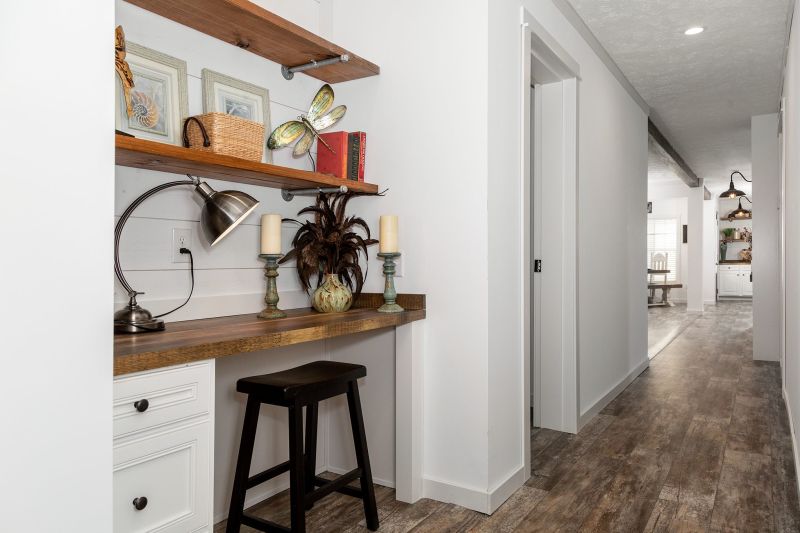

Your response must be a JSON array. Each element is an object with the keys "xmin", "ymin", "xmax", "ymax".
[
  {"xmin": 718, "ymin": 265, "xmax": 752, "ymax": 298},
  {"xmin": 113, "ymin": 361, "xmax": 214, "ymax": 532}
]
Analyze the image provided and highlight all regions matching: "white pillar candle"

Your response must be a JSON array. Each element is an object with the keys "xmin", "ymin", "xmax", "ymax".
[
  {"xmin": 260, "ymin": 214, "xmax": 282, "ymax": 254},
  {"xmin": 379, "ymin": 215, "xmax": 398, "ymax": 253}
]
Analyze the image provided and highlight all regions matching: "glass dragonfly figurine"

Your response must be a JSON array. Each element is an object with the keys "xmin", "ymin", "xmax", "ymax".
[{"xmin": 267, "ymin": 84, "xmax": 346, "ymax": 158}]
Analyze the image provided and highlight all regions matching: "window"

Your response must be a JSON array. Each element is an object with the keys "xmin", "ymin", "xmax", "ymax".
[{"xmin": 647, "ymin": 218, "xmax": 680, "ymax": 282}]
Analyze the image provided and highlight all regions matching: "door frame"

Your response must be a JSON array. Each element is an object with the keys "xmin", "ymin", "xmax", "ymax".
[{"xmin": 520, "ymin": 6, "xmax": 580, "ymax": 479}]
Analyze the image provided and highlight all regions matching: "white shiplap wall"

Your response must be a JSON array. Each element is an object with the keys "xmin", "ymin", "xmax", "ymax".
[{"xmin": 115, "ymin": 0, "xmax": 396, "ymax": 521}]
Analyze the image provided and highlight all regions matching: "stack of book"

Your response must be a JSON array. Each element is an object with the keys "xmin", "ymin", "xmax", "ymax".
[{"xmin": 316, "ymin": 131, "xmax": 366, "ymax": 182}]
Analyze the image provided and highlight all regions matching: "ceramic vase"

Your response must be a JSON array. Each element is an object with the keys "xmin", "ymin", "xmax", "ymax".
[
  {"xmin": 312, "ymin": 274, "xmax": 353, "ymax": 313},
  {"xmin": 720, "ymin": 242, "xmax": 728, "ymax": 261}
]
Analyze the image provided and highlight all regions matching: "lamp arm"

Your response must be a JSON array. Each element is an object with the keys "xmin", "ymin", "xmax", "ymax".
[
  {"xmin": 741, "ymin": 196, "xmax": 753, "ymax": 204},
  {"xmin": 114, "ymin": 177, "xmax": 198, "ymax": 297},
  {"xmin": 731, "ymin": 170, "xmax": 752, "ymax": 183}
]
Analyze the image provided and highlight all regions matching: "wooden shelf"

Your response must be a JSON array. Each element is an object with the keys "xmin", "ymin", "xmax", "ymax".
[
  {"xmin": 719, "ymin": 260, "xmax": 751, "ymax": 265},
  {"xmin": 114, "ymin": 294, "xmax": 425, "ymax": 376},
  {"xmin": 124, "ymin": 0, "xmax": 379, "ymax": 83},
  {"xmin": 720, "ymin": 217, "xmax": 752, "ymax": 221},
  {"xmin": 116, "ymin": 135, "xmax": 379, "ymax": 193},
  {"xmin": 720, "ymin": 239, "xmax": 750, "ymax": 243}
]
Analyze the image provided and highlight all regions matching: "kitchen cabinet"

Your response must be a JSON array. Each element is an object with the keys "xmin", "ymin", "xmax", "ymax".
[{"xmin": 718, "ymin": 264, "xmax": 752, "ymax": 298}]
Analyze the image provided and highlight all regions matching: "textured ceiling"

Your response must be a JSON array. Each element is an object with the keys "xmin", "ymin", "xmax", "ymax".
[{"xmin": 569, "ymin": 0, "xmax": 792, "ymax": 192}]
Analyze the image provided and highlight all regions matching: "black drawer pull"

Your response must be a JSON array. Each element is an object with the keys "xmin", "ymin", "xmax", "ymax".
[
  {"xmin": 134, "ymin": 399, "xmax": 150, "ymax": 413},
  {"xmin": 132, "ymin": 496, "xmax": 148, "ymax": 510}
]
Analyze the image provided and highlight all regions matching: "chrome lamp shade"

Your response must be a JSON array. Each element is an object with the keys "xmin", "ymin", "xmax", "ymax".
[
  {"xmin": 195, "ymin": 182, "xmax": 260, "ymax": 245},
  {"xmin": 114, "ymin": 175, "xmax": 259, "ymax": 334}
]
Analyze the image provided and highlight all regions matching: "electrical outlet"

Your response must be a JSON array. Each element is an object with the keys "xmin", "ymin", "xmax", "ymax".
[
  {"xmin": 172, "ymin": 228, "xmax": 192, "ymax": 263},
  {"xmin": 395, "ymin": 250, "xmax": 404, "ymax": 278}
]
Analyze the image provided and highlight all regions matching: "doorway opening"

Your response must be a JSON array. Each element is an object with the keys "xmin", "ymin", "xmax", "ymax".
[{"xmin": 520, "ymin": 8, "xmax": 580, "ymax": 480}]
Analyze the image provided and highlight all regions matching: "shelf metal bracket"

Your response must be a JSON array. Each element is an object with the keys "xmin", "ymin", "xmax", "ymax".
[
  {"xmin": 282, "ymin": 185, "xmax": 348, "ymax": 202},
  {"xmin": 281, "ymin": 54, "xmax": 350, "ymax": 80}
]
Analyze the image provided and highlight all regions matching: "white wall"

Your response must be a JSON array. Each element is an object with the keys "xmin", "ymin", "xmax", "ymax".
[
  {"xmin": 781, "ymin": 0, "xmax": 800, "ymax": 490},
  {"xmin": 115, "ymin": 1, "xmax": 399, "ymax": 520},
  {"xmin": 485, "ymin": 1, "xmax": 648, "ymax": 428},
  {"xmin": 328, "ymin": 0, "xmax": 493, "ymax": 509},
  {"xmin": 752, "ymin": 113, "xmax": 781, "ymax": 361},
  {"xmin": 687, "ymin": 187, "xmax": 705, "ymax": 312},
  {"xmin": 0, "ymin": 1, "xmax": 113, "ymax": 531},
  {"xmin": 648, "ymin": 197, "xmax": 689, "ymax": 302},
  {"xmin": 703, "ymin": 198, "xmax": 719, "ymax": 305}
]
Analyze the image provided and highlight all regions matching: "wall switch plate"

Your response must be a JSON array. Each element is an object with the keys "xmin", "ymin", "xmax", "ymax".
[{"xmin": 172, "ymin": 228, "xmax": 192, "ymax": 263}]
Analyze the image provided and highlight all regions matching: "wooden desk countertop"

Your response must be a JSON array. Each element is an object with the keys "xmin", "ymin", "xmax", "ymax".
[{"xmin": 114, "ymin": 294, "xmax": 425, "ymax": 376}]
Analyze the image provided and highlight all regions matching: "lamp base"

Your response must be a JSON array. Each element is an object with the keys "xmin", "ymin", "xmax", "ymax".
[{"xmin": 114, "ymin": 298, "xmax": 165, "ymax": 334}]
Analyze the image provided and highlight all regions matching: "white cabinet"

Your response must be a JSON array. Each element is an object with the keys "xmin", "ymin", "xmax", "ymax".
[
  {"xmin": 718, "ymin": 265, "xmax": 752, "ymax": 297},
  {"xmin": 113, "ymin": 362, "xmax": 214, "ymax": 533}
]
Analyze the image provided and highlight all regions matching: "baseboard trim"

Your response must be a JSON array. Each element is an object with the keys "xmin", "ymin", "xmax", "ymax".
[
  {"xmin": 578, "ymin": 358, "xmax": 649, "ymax": 430},
  {"xmin": 488, "ymin": 466, "xmax": 526, "ymax": 513},
  {"xmin": 782, "ymin": 388, "xmax": 800, "ymax": 499},
  {"xmin": 423, "ymin": 466, "xmax": 526, "ymax": 514}
]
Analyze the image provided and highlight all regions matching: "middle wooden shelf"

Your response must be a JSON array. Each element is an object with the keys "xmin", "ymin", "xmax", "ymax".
[{"xmin": 116, "ymin": 135, "xmax": 379, "ymax": 193}]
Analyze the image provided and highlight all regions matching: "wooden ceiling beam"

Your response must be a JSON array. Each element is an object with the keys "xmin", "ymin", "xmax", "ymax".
[{"xmin": 648, "ymin": 119, "xmax": 700, "ymax": 188}]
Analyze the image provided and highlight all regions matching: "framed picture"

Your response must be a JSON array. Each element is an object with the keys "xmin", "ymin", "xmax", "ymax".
[
  {"xmin": 202, "ymin": 69, "xmax": 272, "ymax": 162},
  {"xmin": 116, "ymin": 43, "xmax": 188, "ymax": 145}
]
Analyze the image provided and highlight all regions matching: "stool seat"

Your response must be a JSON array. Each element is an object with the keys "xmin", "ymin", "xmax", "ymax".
[{"xmin": 237, "ymin": 361, "xmax": 366, "ymax": 405}]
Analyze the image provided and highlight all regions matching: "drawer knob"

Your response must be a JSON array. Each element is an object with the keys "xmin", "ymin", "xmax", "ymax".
[
  {"xmin": 134, "ymin": 399, "xmax": 150, "ymax": 413},
  {"xmin": 132, "ymin": 496, "xmax": 148, "ymax": 511}
]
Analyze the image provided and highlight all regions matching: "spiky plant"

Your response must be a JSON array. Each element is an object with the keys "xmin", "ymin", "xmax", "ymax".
[{"xmin": 280, "ymin": 191, "xmax": 380, "ymax": 297}]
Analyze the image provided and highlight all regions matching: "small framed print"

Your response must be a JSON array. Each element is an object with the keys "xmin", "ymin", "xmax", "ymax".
[
  {"xmin": 202, "ymin": 69, "xmax": 272, "ymax": 162},
  {"xmin": 116, "ymin": 43, "xmax": 188, "ymax": 145}
]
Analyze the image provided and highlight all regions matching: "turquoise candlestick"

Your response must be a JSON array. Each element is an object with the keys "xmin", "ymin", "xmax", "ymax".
[
  {"xmin": 377, "ymin": 252, "xmax": 404, "ymax": 313},
  {"xmin": 258, "ymin": 254, "xmax": 287, "ymax": 319}
]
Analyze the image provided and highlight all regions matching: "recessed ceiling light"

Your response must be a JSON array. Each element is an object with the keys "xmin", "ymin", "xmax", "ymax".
[{"xmin": 684, "ymin": 26, "xmax": 704, "ymax": 35}]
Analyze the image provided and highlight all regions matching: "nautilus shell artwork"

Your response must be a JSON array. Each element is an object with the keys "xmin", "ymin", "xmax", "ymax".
[
  {"xmin": 130, "ymin": 91, "xmax": 159, "ymax": 128},
  {"xmin": 268, "ymin": 84, "xmax": 346, "ymax": 157}
]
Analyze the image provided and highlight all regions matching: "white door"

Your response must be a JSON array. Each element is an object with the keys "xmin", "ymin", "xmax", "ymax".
[{"xmin": 719, "ymin": 270, "xmax": 740, "ymax": 296}]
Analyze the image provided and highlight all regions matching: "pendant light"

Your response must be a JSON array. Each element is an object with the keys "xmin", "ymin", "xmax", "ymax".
[
  {"xmin": 719, "ymin": 170, "xmax": 750, "ymax": 199},
  {"xmin": 730, "ymin": 196, "xmax": 752, "ymax": 219}
]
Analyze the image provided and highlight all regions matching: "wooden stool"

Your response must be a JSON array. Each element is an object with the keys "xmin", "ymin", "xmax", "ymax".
[{"xmin": 226, "ymin": 361, "xmax": 379, "ymax": 533}]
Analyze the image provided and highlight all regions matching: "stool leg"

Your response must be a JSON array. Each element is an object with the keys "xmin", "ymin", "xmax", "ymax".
[
  {"xmin": 288, "ymin": 403, "xmax": 306, "ymax": 533},
  {"xmin": 346, "ymin": 381, "xmax": 379, "ymax": 531},
  {"xmin": 226, "ymin": 396, "xmax": 261, "ymax": 533},
  {"xmin": 304, "ymin": 402, "xmax": 319, "ymax": 510}
]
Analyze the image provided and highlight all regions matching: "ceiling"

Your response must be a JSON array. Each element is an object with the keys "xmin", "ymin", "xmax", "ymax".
[{"xmin": 569, "ymin": 0, "xmax": 792, "ymax": 192}]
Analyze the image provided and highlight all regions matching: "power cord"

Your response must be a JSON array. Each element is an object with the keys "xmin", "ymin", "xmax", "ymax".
[{"xmin": 154, "ymin": 247, "xmax": 195, "ymax": 319}]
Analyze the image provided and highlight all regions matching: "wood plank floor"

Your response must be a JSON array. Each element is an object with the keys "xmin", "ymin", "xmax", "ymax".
[{"xmin": 216, "ymin": 302, "xmax": 800, "ymax": 532}]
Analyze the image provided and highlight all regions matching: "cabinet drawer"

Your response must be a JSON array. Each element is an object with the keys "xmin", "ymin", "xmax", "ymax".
[
  {"xmin": 114, "ymin": 362, "xmax": 212, "ymax": 439},
  {"xmin": 719, "ymin": 265, "xmax": 739, "ymax": 272},
  {"xmin": 114, "ymin": 422, "xmax": 211, "ymax": 533}
]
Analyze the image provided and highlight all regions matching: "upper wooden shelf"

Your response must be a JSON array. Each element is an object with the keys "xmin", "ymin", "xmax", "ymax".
[
  {"xmin": 124, "ymin": 0, "xmax": 379, "ymax": 83},
  {"xmin": 116, "ymin": 135, "xmax": 379, "ymax": 193},
  {"xmin": 114, "ymin": 294, "xmax": 425, "ymax": 376}
]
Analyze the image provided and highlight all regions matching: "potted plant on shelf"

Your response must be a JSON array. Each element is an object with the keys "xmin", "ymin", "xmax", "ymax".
[{"xmin": 281, "ymin": 191, "xmax": 379, "ymax": 313}]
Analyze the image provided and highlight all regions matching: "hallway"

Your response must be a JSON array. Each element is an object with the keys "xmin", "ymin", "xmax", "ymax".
[{"xmin": 216, "ymin": 302, "xmax": 800, "ymax": 532}]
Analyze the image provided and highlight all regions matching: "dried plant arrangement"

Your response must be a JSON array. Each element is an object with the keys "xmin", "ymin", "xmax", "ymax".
[{"xmin": 280, "ymin": 191, "xmax": 381, "ymax": 311}]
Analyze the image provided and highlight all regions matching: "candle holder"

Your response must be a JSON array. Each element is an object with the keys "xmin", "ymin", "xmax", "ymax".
[
  {"xmin": 258, "ymin": 254, "xmax": 287, "ymax": 319},
  {"xmin": 377, "ymin": 252, "xmax": 404, "ymax": 313}
]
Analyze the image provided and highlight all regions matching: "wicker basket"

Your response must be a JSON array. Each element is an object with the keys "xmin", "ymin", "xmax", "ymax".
[{"xmin": 182, "ymin": 112, "xmax": 265, "ymax": 162}]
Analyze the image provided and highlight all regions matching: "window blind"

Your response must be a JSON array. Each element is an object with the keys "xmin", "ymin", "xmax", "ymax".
[{"xmin": 647, "ymin": 218, "xmax": 679, "ymax": 282}]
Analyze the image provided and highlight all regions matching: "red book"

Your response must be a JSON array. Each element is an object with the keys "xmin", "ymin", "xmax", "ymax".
[{"xmin": 316, "ymin": 131, "xmax": 348, "ymax": 178}]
